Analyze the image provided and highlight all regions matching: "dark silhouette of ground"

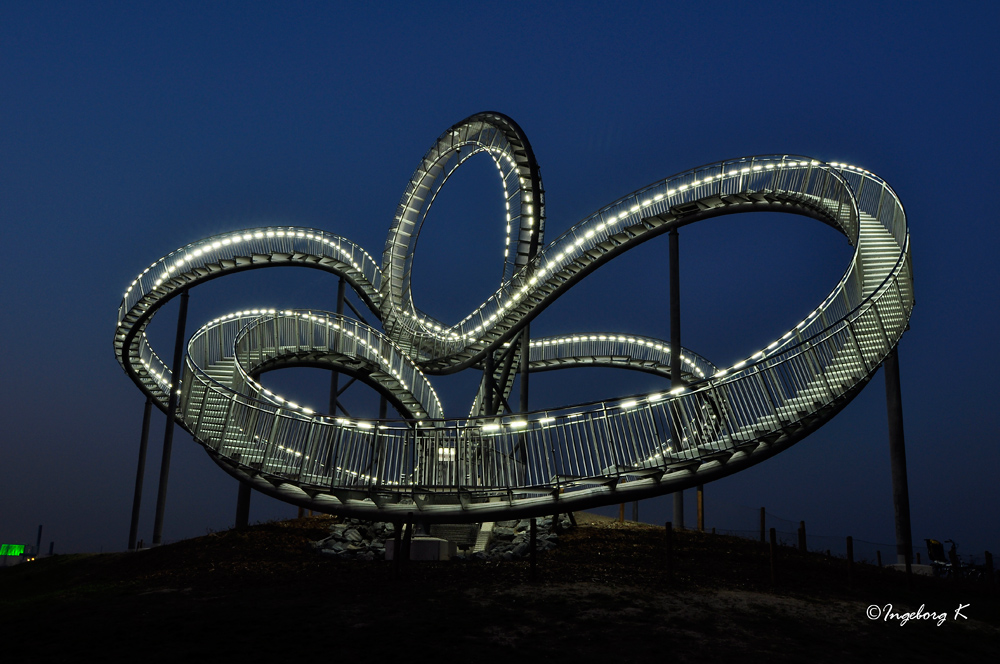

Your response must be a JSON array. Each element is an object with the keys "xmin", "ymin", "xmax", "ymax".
[{"xmin": 2, "ymin": 514, "xmax": 996, "ymax": 662}]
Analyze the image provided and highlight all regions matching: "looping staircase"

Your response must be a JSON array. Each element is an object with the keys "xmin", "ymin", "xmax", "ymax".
[{"xmin": 115, "ymin": 113, "xmax": 913, "ymax": 523}]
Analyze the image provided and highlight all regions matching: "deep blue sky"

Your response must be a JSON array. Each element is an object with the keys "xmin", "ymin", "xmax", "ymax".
[{"xmin": 2, "ymin": 2, "xmax": 998, "ymax": 559}]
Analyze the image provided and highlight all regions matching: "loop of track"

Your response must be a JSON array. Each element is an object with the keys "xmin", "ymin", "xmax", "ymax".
[{"xmin": 116, "ymin": 113, "xmax": 913, "ymax": 521}]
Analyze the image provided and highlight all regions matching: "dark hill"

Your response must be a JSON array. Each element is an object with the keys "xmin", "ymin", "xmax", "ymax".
[{"xmin": 2, "ymin": 514, "xmax": 996, "ymax": 662}]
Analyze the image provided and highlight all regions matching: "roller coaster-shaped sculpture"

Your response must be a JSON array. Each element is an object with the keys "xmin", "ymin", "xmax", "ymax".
[{"xmin": 116, "ymin": 112, "xmax": 913, "ymax": 523}]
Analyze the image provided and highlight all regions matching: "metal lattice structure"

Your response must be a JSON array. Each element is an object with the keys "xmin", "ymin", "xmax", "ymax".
[{"xmin": 116, "ymin": 112, "xmax": 913, "ymax": 523}]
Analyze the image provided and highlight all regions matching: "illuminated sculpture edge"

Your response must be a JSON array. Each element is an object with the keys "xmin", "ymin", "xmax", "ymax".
[{"xmin": 115, "ymin": 112, "xmax": 913, "ymax": 523}]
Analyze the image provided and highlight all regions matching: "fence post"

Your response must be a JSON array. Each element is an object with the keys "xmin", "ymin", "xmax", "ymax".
[
  {"xmin": 769, "ymin": 527, "xmax": 777, "ymax": 586},
  {"xmin": 847, "ymin": 536, "xmax": 854, "ymax": 587},
  {"xmin": 798, "ymin": 521, "xmax": 807, "ymax": 553},
  {"xmin": 985, "ymin": 551, "xmax": 994, "ymax": 592},
  {"xmin": 760, "ymin": 507, "xmax": 766, "ymax": 543},
  {"xmin": 876, "ymin": 550, "xmax": 882, "ymax": 568}
]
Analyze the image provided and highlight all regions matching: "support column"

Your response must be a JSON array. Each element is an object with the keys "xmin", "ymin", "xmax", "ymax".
[
  {"xmin": 517, "ymin": 325, "xmax": 530, "ymax": 474},
  {"xmin": 697, "ymin": 484, "xmax": 705, "ymax": 532},
  {"xmin": 484, "ymin": 351, "xmax": 496, "ymax": 417},
  {"xmin": 884, "ymin": 346, "xmax": 913, "ymax": 566},
  {"xmin": 329, "ymin": 277, "xmax": 347, "ymax": 415},
  {"xmin": 669, "ymin": 228, "xmax": 684, "ymax": 529},
  {"xmin": 235, "ymin": 481, "xmax": 251, "ymax": 529},
  {"xmin": 519, "ymin": 325, "xmax": 530, "ymax": 414},
  {"xmin": 128, "ymin": 395, "xmax": 154, "ymax": 551},
  {"xmin": 151, "ymin": 289, "xmax": 190, "ymax": 546},
  {"xmin": 673, "ymin": 491, "xmax": 684, "ymax": 529},
  {"xmin": 669, "ymin": 229, "xmax": 682, "ymax": 392}
]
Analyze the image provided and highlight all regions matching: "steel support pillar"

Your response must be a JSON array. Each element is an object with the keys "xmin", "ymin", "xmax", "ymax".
[
  {"xmin": 235, "ymin": 481, "xmax": 251, "ymax": 529},
  {"xmin": 483, "ymin": 351, "xmax": 496, "ymax": 416},
  {"xmin": 519, "ymin": 325, "xmax": 530, "ymax": 414},
  {"xmin": 127, "ymin": 395, "xmax": 154, "ymax": 551},
  {"xmin": 515, "ymin": 325, "xmax": 531, "ymax": 474},
  {"xmin": 697, "ymin": 484, "xmax": 705, "ymax": 532},
  {"xmin": 669, "ymin": 229, "xmax": 682, "ymax": 391},
  {"xmin": 669, "ymin": 228, "xmax": 684, "ymax": 529},
  {"xmin": 151, "ymin": 289, "xmax": 189, "ymax": 546},
  {"xmin": 329, "ymin": 277, "xmax": 347, "ymax": 415},
  {"xmin": 884, "ymin": 346, "xmax": 913, "ymax": 566}
]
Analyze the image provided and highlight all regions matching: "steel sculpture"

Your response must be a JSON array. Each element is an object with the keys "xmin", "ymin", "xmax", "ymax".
[{"xmin": 116, "ymin": 112, "xmax": 914, "ymax": 525}]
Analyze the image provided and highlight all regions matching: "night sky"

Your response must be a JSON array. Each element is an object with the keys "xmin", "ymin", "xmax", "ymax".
[{"xmin": 3, "ymin": 2, "xmax": 998, "ymax": 560}]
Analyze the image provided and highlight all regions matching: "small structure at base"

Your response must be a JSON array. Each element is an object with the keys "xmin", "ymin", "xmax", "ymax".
[
  {"xmin": 385, "ymin": 536, "xmax": 456, "ymax": 561},
  {"xmin": 0, "ymin": 544, "xmax": 31, "ymax": 567}
]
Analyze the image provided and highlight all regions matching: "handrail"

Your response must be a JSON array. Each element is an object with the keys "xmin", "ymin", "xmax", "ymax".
[
  {"xmin": 114, "ymin": 227, "xmax": 384, "ymax": 404},
  {"xmin": 114, "ymin": 113, "xmax": 912, "ymax": 522},
  {"xmin": 389, "ymin": 156, "xmax": 862, "ymax": 371}
]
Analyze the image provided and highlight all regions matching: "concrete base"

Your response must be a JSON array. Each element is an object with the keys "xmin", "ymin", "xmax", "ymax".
[{"xmin": 384, "ymin": 536, "xmax": 456, "ymax": 561}]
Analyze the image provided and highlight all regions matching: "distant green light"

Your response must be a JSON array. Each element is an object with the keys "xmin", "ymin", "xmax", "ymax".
[{"xmin": 0, "ymin": 544, "xmax": 25, "ymax": 556}]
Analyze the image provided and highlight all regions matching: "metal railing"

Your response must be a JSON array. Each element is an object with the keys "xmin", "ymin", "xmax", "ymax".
[
  {"xmin": 115, "ymin": 142, "xmax": 912, "ymax": 520},
  {"xmin": 115, "ymin": 226, "xmax": 383, "ymax": 403},
  {"xmin": 384, "ymin": 156, "xmax": 863, "ymax": 368},
  {"xmin": 528, "ymin": 333, "xmax": 717, "ymax": 382}
]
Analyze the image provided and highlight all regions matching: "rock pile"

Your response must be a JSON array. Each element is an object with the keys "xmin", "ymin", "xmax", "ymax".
[
  {"xmin": 311, "ymin": 515, "xmax": 574, "ymax": 561},
  {"xmin": 311, "ymin": 519, "xmax": 395, "ymax": 561},
  {"xmin": 470, "ymin": 515, "xmax": 574, "ymax": 561}
]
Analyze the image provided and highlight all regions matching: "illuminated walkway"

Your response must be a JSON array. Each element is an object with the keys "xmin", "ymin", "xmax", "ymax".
[{"xmin": 116, "ymin": 112, "xmax": 913, "ymax": 522}]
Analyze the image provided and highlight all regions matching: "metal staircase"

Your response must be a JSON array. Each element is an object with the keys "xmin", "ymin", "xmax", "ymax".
[{"xmin": 115, "ymin": 114, "xmax": 912, "ymax": 524}]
